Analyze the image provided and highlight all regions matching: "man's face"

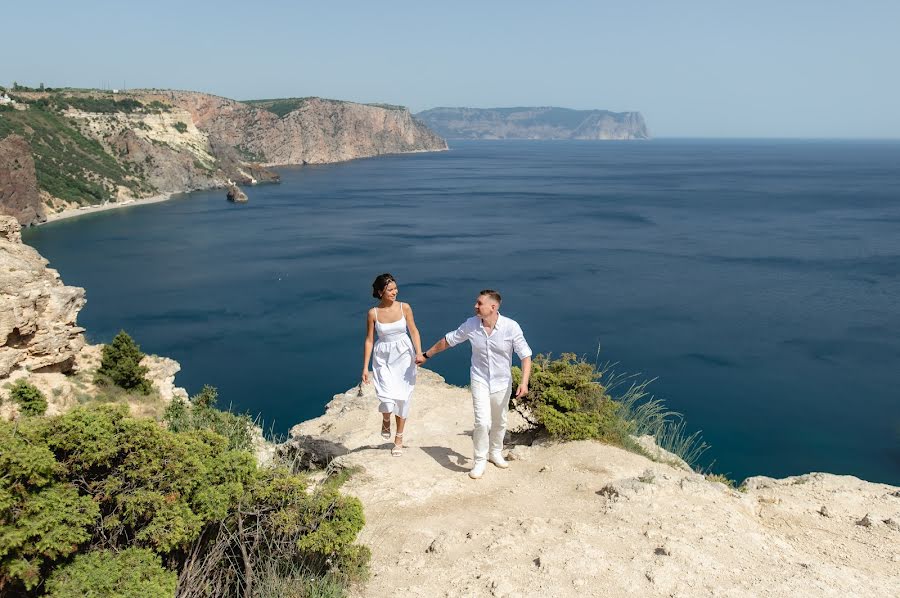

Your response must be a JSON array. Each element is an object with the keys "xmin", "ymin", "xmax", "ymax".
[{"xmin": 474, "ymin": 295, "xmax": 498, "ymax": 318}]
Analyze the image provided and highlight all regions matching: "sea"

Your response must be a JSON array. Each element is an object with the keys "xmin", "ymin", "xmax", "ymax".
[{"xmin": 22, "ymin": 139, "xmax": 900, "ymax": 485}]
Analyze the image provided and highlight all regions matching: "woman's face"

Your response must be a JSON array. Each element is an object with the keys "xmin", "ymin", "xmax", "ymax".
[{"xmin": 382, "ymin": 281, "xmax": 398, "ymax": 301}]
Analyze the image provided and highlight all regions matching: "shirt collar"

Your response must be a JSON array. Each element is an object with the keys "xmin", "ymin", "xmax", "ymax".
[{"xmin": 480, "ymin": 314, "xmax": 503, "ymax": 330}]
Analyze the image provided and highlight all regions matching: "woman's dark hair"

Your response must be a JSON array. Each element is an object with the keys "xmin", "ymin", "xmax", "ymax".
[{"xmin": 372, "ymin": 273, "xmax": 396, "ymax": 299}]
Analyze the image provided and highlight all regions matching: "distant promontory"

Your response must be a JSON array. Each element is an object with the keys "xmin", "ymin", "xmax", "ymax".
[{"xmin": 415, "ymin": 106, "xmax": 649, "ymax": 140}]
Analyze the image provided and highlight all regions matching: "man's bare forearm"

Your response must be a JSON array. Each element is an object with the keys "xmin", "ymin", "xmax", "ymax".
[{"xmin": 425, "ymin": 337, "xmax": 450, "ymax": 357}]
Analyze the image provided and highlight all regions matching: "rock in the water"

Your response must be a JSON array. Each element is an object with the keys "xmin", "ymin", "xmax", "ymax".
[{"xmin": 226, "ymin": 183, "xmax": 248, "ymax": 203}]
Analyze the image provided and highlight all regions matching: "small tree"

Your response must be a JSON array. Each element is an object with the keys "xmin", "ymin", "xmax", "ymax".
[
  {"xmin": 9, "ymin": 379, "xmax": 48, "ymax": 416},
  {"xmin": 95, "ymin": 330, "xmax": 153, "ymax": 394}
]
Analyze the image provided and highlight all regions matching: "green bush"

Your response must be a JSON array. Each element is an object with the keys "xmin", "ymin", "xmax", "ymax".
[
  {"xmin": 513, "ymin": 353, "xmax": 630, "ymax": 444},
  {"xmin": 513, "ymin": 353, "xmax": 709, "ymax": 467},
  {"xmin": 165, "ymin": 385, "xmax": 254, "ymax": 452},
  {"xmin": 176, "ymin": 466, "xmax": 368, "ymax": 597},
  {"xmin": 0, "ymin": 401, "xmax": 368, "ymax": 596},
  {"xmin": 9, "ymin": 379, "xmax": 48, "ymax": 416},
  {"xmin": 45, "ymin": 548, "xmax": 176, "ymax": 597},
  {"xmin": 172, "ymin": 121, "xmax": 188, "ymax": 133},
  {"xmin": 0, "ymin": 405, "xmax": 255, "ymax": 592},
  {"xmin": 95, "ymin": 330, "xmax": 153, "ymax": 394}
]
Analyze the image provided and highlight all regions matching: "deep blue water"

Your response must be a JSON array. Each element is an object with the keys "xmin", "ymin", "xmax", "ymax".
[{"xmin": 23, "ymin": 139, "xmax": 900, "ymax": 485}]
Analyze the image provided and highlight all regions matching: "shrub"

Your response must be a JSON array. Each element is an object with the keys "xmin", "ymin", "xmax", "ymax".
[
  {"xmin": 9, "ymin": 379, "xmax": 48, "ymax": 416},
  {"xmin": 176, "ymin": 466, "xmax": 368, "ymax": 598},
  {"xmin": 173, "ymin": 121, "xmax": 188, "ymax": 133},
  {"xmin": 0, "ymin": 405, "xmax": 256, "ymax": 592},
  {"xmin": 44, "ymin": 548, "xmax": 176, "ymax": 597},
  {"xmin": 512, "ymin": 353, "xmax": 630, "ymax": 444},
  {"xmin": 512, "ymin": 353, "xmax": 709, "ymax": 468},
  {"xmin": 165, "ymin": 385, "xmax": 255, "ymax": 452},
  {"xmin": 95, "ymin": 330, "xmax": 153, "ymax": 394}
]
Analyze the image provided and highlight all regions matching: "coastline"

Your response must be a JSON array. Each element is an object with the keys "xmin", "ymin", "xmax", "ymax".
[{"xmin": 40, "ymin": 192, "xmax": 175, "ymax": 225}]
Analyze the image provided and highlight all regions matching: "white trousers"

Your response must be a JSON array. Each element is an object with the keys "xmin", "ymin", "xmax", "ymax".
[{"xmin": 471, "ymin": 381, "xmax": 512, "ymax": 463}]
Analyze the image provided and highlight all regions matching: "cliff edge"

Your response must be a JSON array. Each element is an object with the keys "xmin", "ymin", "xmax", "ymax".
[{"xmin": 288, "ymin": 369, "xmax": 899, "ymax": 598}]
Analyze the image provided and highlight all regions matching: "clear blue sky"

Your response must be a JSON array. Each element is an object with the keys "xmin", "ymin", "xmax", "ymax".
[{"xmin": 3, "ymin": 0, "xmax": 899, "ymax": 137}]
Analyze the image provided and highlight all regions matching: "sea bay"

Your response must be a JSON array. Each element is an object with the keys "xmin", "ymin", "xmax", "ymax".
[{"xmin": 23, "ymin": 139, "xmax": 900, "ymax": 484}]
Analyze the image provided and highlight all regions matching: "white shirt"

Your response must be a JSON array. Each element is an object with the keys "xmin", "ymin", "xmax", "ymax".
[{"xmin": 445, "ymin": 314, "xmax": 532, "ymax": 393}]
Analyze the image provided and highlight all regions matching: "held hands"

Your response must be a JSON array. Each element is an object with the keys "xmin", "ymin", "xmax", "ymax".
[
  {"xmin": 514, "ymin": 383, "xmax": 529, "ymax": 398},
  {"xmin": 415, "ymin": 353, "xmax": 427, "ymax": 366}
]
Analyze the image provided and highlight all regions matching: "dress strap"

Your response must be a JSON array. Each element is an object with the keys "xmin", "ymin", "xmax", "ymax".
[{"xmin": 373, "ymin": 306, "xmax": 378, "ymax": 323}]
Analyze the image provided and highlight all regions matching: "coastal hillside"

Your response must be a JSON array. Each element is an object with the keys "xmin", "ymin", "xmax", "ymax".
[
  {"xmin": 289, "ymin": 372, "xmax": 900, "ymax": 598},
  {"xmin": 415, "ymin": 106, "xmax": 650, "ymax": 140},
  {"xmin": 0, "ymin": 88, "xmax": 448, "ymax": 225}
]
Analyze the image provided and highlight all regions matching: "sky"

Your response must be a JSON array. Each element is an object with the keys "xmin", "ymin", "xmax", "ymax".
[{"xmin": 3, "ymin": 0, "xmax": 899, "ymax": 138}]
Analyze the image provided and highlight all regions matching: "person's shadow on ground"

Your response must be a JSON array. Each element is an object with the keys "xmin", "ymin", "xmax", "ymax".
[{"xmin": 419, "ymin": 445, "xmax": 470, "ymax": 472}]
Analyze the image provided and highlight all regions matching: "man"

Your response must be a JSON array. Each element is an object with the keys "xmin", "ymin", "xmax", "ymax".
[{"xmin": 417, "ymin": 290, "xmax": 532, "ymax": 479}]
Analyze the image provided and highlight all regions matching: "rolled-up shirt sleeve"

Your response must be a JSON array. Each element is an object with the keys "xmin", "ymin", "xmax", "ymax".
[
  {"xmin": 511, "ymin": 323, "xmax": 532, "ymax": 360},
  {"xmin": 445, "ymin": 319, "xmax": 472, "ymax": 347}
]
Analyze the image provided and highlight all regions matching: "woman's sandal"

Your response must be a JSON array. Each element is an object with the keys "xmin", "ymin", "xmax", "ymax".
[
  {"xmin": 380, "ymin": 419, "xmax": 391, "ymax": 440},
  {"xmin": 391, "ymin": 433, "xmax": 403, "ymax": 457}
]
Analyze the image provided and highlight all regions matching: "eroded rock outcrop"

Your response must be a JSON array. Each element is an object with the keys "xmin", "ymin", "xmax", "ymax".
[
  {"xmin": 226, "ymin": 183, "xmax": 248, "ymax": 203},
  {"xmin": 0, "ymin": 135, "xmax": 46, "ymax": 226},
  {"xmin": 0, "ymin": 216, "xmax": 84, "ymax": 376}
]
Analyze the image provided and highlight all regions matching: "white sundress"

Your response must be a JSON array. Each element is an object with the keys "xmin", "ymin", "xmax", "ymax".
[{"xmin": 372, "ymin": 303, "xmax": 417, "ymax": 418}]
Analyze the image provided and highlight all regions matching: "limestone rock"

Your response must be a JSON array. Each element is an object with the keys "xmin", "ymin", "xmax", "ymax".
[
  {"xmin": 0, "ymin": 216, "xmax": 85, "ymax": 377},
  {"xmin": 226, "ymin": 183, "xmax": 248, "ymax": 203}
]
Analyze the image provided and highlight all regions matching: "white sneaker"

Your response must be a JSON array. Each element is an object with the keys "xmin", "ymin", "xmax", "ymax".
[
  {"xmin": 488, "ymin": 453, "xmax": 509, "ymax": 469},
  {"xmin": 469, "ymin": 460, "xmax": 487, "ymax": 479}
]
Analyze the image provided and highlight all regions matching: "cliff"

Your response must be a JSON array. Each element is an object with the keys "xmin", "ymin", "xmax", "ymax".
[
  {"xmin": 0, "ymin": 90, "xmax": 447, "ymax": 221},
  {"xmin": 0, "ymin": 215, "xmax": 186, "ymax": 418},
  {"xmin": 0, "ymin": 135, "xmax": 46, "ymax": 226},
  {"xmin": 0, "ymin": 215, "xmax": 85, "ymax": 376},
  {"xmin": 416, "ymin": 106, "xmax": 650, "ymax": 140},
  {"xmin": 163, "ymin": 92, "xmax": 448, "ymax": 165},
  {"xmin": 288, "ymin": 370, "xmax": 899, "ymax": 598}
]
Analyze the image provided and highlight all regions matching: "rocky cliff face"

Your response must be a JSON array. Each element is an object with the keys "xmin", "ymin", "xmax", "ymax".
[
  {"xmin": 416, "ymin": 106, "xmax": 650, "ymax": 140},
  {"xmin": 0, "ymin": 215, "xmax": 84, "ymax": 376},
  {"xmin": 162, "ymin": 92, "xmax": 448, "ymax": 165},
  {"xmin": 0, "ymin": 90, "xmax": 446, "ymax": 220},
  {"xmin": 288, "ymin": 370, "xmax": 899, "ymax": 597},
  {"xmin": 0, "ymin": 215, "xmax": 190, "ymax": 418},
  {"xmin": 0, "ymin": 135, "xmax": 46, "ymax": 226}
]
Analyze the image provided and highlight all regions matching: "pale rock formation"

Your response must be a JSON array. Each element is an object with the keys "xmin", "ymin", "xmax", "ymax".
[
  {"xmin": 289, "ymin": 369, "xmax": 899, "ymax": 598},
  {"xmin": 0, "ymin": 219, "xmax": 188, "ymax": 419},
  {"xmin": 0, "ymin": 216, "xmax": 85, "ymax": 377}
]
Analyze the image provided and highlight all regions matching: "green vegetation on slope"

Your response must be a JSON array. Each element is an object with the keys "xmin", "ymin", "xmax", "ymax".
[
  {"xmin": 0, "ymin": 103, "xmax": 146, "ymax": 205},
  {"xmin": 0, "ymin": 329, "xmax": 368, "ymax": 597},
  {"xmin": 243, "ymin": 97, "xmax": 316, "ymax": 118}
]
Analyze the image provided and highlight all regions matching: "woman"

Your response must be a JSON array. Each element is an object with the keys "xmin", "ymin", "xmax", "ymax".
[{"xmin": 362, "ymin": 273, "xmax": 424, "ymax": 456}]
